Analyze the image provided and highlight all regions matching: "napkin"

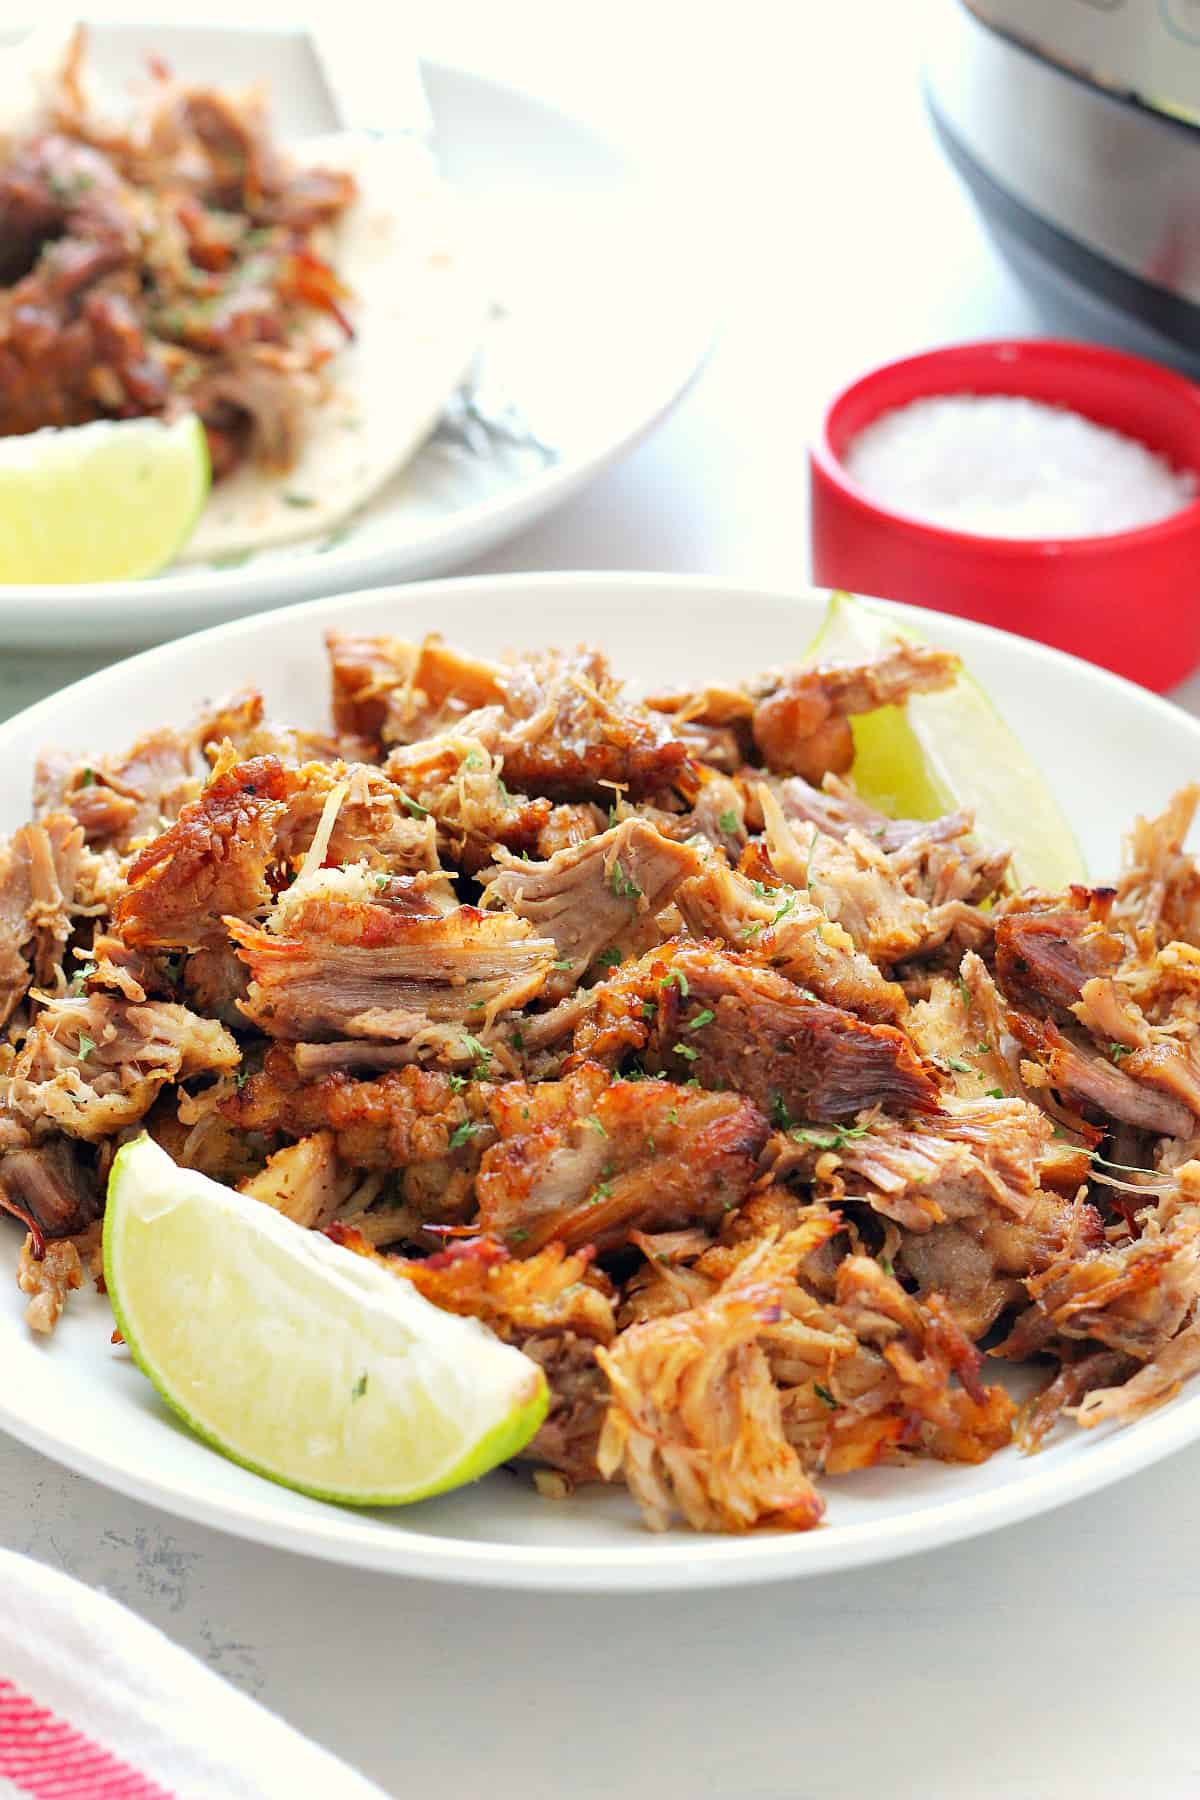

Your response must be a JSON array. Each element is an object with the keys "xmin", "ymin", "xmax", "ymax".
[{"xmin": 0, "ymin": 1546, "xmax": 387, "ymax": 1799}]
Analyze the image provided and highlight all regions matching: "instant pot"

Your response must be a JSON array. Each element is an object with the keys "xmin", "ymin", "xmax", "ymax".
[{"xmin": 926, "ymin": 0, "xmax": 1200, "ymax": 372}]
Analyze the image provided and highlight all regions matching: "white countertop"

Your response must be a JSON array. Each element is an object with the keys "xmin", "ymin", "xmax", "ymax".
[{"xmin": 4, "ymin": 6, "xmax": 1200, "ymax": 1797}]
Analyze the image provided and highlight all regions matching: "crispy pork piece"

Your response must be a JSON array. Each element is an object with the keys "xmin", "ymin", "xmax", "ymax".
[
  {"xmin": 222, "ymin": 1047, "xmax": 494, "ymax": 1231},
  {"xmin": 2, "ymin": 993, "xmax": 238, "ymax": 1142},
  {"xmin": 599, "ymin": 940, "xmax": 936, "ymax": 1121},
  {"xmin": 995, "ymin": 898, "xmax": 1124, "ymax": 1018},
  {"xmin": 475, "ymin": 1062, "xmax": 769, "ymax": 1253},
  {"xmin": 382, "ymin": 733, "xmax": 554, "ymax": 871},
  {"xmin": 483, "ymin": 818, "xmax": 704, "ymax": 993},
  {"xmin": 0, "ymin": 814, "xmax": 86, "ymax": 1026},
  {"xmin": 777, "ymin": 1096, "xmax": 1055, "ymax": 1230},
  {"xmin": 30, "ymin": 693, "xmax": 289, "ymax": 856},
  {"xmin": 750, "ymin": 643, "xmax": 958, "ymax": 783},
  {"xmin": 116, "ymin": 755, "xmax": 439, "ymax": 951},
  {"xmin": 596, "ymin": 1222, "xmax": 838, "ymax": 1532},
  {"xmin": 673, "ymin": 857, "xmax": 906, "ymax": 1023},
  {"xmin": 1113, "ymin": 784, "xmax": 1200, "ymax": 946},
  {"xmin": 329, "ymin": 633, "xmax": 693, "ymax": 802},
  {"xmin": 998, "ymin": 1169, "xmax": 1200, "ymax": 1365},
  {"xmin": 237, "ymin": 1131, "xmax": 357, "ymax": 1228},
  {"xmin": 228, "ymin": 877, "xmax": 555, "ymax": 1042},
  {"xmin": 1007, "ymin": 1009, "xmax": 1198, "ymax": 1138},
  {"xmin": 647, "ymin": 643, "xmax": 958, "ymax": 787},
  {"xmin": 0, "ymin": 1129, "xmax": 101, "ymax": 1249},
  {"xmin": 116, "ymin": 756, "xmax": 290, "ymax": 949},
  {"xmin": 821, "ymin": 1255, "xmax": 1016, "ymax": 1464}
]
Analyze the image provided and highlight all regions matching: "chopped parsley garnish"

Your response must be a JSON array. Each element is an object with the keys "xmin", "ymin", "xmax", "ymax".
[
  {"xmin": 609, "ymin": 857, "xmax": 642, "ymax": 902},
  {"xmin": 75, "ymin": 1034, "xmax": 96, "ymax": 1060},
  {"xmin": 814, "ymin": 1383, "xmax": 839, "ymax": 1410},
  {"xmin": 283, "ymin": 492, "xmax": 317, "ymax": 508},
  {"xmin": 595, "ymin": 947, "xmax": 621, "ymax": 968},
  {"xmin": 588, "ymin": 1180, "xmax": 614, "ymax": 1204},
  {"xmin": 717, "ymin": 809, "xmax": 739, "ymax": 834},
  {"xmin": 976, "ymin": 1041, "xmax": 992, "ymax": 1054},
  {"xmin": 233, "ymin": 1069, "xmax": 250, "ymax": 1091},
  {"xmin": 374, "ymin": 873, "xmax": 389, "ymax": 890},
  {"xmin": 877, "ymin": 1254, "xmax": 895, "ymax": 1277},
  {"xmin": 496, "ymin": 776, "xmax": 510, "ymax": 806},
  {"xmin": 449, "ymin": 1121, "xmax": 480, "ymax": 1150},
  {"xmin": 351, "ymin": 1373, "xmax": 368, "ymax": 1401},
  {"xmin": 463, "ymin": 751, "xmax": 485, "ymax": 770},
  {"xmin": 790, "ymin": 1122, "xmax": 869, "ymax": 1151},
  {"xmin": 984, "ymin": 1087, "xmax": 1004, "ymax": 1100},
  {"xmin": 684, "ymin": 1008, "xmax": 715, "ymax": 1032},
  {"xmin": 946, "ymin": 1055, "xmax": 973, "ymax": 1074},
  {"xmin": 79, "ymin": 767, "xmax": 96, "ymax": 788},
  {"xmin": 460, "ymin": 1033, "xmax": 491, "ymax": 1077},
  {"xmin": 660, "ymin": 968, "xmax": 689, "ymax": 996},
  {"xmin": 771, "ymin": 1093, "xmax": 794, "ymax": 1130},
  {"xmin": 553, "ymin": 958, "xmax": 575, "ymax": 971},
  {"xmin": 958, "ymin": 975, "xmax": 971, "ymax": 1010},
  {"xmin": 507, "ymin": 1227, "xmax": 530, "ymax": 1244},
  {"xmin": 1109, "ymin": 1042, "xmax": 1134, "ymax": 1063},
  {"xmin": 673, "ymin": 1042, "xmax": 699, "ymax": 1062},
  {"xmin": 69, "ymin": 963, "xmax": 96, "ymax": 996},
  {"xmin": 585, "ymin": 1114, "xmax": 609, "ymax": 1137},
  {"xmin": 666, "ymin": 1106, "xmax": 679, "ymax": 1125},
  {"xmin": 397, "ymin": 790, "xmax": 430, "ymax": 818},
  {"xmin": 448, "ymin": 1073, "xmax": 468, "ymax": 1093}
]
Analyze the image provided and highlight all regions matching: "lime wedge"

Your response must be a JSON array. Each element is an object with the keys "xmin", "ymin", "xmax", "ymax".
[
  {"xmin": 103, "ymin": 1136, "xmax": 548, "ymax": 1506},
  {"xmin": 0, "ymin": 415, "xmax": 210, "ymax": 583},
  {"xmin": 806, "ymin": 591, "xmax": 1086, "ymax": 888}
]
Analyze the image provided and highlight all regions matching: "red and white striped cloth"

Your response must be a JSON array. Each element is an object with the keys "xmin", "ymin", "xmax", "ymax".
[{"xmin": 0, "ymin": 1548, "xmax": 386, "ymax": 1799}]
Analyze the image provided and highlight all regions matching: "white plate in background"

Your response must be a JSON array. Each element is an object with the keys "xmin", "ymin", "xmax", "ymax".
[
  {"xmin": 0, "ymin": 27, "xmax": 714, "ymax": 648},
  {"xmin": 0, "ymin": 574, "xmax": 1198, "ymax": 1589}
]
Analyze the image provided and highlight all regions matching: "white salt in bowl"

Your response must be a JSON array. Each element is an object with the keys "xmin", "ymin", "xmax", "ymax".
[{"xmin": 809, "ymin": 339, "xmax": 1200, "ymax": 691}]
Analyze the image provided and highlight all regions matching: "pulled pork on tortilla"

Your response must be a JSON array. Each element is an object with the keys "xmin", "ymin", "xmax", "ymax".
[{"xmin": 0, "ymin": 26, "xmax": 488, "ymax": 561}]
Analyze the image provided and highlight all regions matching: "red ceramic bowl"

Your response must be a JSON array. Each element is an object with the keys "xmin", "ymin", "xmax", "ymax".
[{"xmin": 809, "ymin": 339, "xmax": 1200, "ymax": 691}]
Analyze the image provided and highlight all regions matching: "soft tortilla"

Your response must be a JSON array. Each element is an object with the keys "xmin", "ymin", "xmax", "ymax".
[{"xmin": 181, "ymin": 131, "xmax": 490, "ymax": 561}]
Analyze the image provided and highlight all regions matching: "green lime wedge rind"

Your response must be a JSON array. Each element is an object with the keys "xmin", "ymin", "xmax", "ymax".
[
  {"xmin": 103, "ymin": 1136, "xmax": 548, "ymax": 1508},
  {"xmin": 805, "ymin": 591, "xmax": 1087, "ymax": 890},
  {"xmin": 0, "ymin": 414, "xmax": 210, "ymax": 584}
]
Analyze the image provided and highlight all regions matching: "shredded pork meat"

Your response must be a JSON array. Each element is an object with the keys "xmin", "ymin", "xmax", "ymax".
[{"xmin": 8, "ymin": 621, "xmax": 1200, "ymax": 1538}]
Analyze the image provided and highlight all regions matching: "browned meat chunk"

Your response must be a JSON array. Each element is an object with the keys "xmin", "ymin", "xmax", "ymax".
[
  {"xmin": 594, "ymin": 941, "xmax": 937, "ymax": 1122},
  {"xmin": 673, "ymin": 856, "xmax": 906, "ymax": 1022},
  {"xmin": 1008, "ymin": 1009, "xmax": 1197, "ymax": 1138},
  {"xmin": 750, "ymin": 643, "xmax": 958, "ymax": 782},
  {"xmin": 995, "ymin": 900, "xmax": 1124, "ymax": 1017},
  {"xmin": 329, "ymin": 633, "xmax": 693, "ymax": 802},
  {"xmin": 116, "ymin": 756, "xmax": 290, "ymax": 949},
  {"xmin": 229, "ymin": 877, "xmax": 555, "ymax": 1043},
  {"xmin": 222, "ymin": 1047, "xmax": 495, "ymax": 1234},
  {"xmin": 475, "ymin": 1063, "xmax": 769, "ymax": 1253},
  {"xmin": 0, "ymin": 1132, "xmax": 101, "ymax": 1249}
]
